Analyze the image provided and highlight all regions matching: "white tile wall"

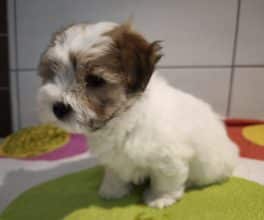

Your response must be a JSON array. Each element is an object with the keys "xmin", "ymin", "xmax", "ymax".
[
  {"xmin": 14, "ymin": 0, "xmax": 237, "ymax": 69},
  {"xmin": 134, "ymin": 0, "xmax": 237, "ymax": 66},
  {"xmin": 7, "ymin": 0, "xmax": 264, "ymax": 129},
  {"xmin": 236, "ymin": 0, "xmax": 264, "ymax": 65},
  {"xmin": 160, "ymin": 68, "xmax": 231, "ymax": 115},
  {"xmin": 230, "ymin": 68, "xmax": 264, "ymax": 119},
  {"xmin": 18, "ymin": 71, "xmax": 41, "ymax": 128}
]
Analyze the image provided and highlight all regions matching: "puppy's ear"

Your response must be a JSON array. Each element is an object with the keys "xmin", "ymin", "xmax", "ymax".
[{"xmin": 106, "ymin": 24, "xmax": 162, "ymax": 93}]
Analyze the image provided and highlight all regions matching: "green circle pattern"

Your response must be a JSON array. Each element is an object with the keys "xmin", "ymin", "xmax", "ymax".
[{"xmin": 1, "ymin": 167, "xmax": 264, "ymax": 220}]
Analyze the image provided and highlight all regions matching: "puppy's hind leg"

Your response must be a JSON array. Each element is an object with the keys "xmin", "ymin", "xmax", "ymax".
[{"xmin": 144, "ymin": 160, "xmax": 189, "ymax": 208}]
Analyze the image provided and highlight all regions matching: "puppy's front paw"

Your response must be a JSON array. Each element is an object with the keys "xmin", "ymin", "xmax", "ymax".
[
  {"xmin": 144, "ymin": 188, "xmax": 184, "ymax": 209},
  {"xmin": 99, "ymin": 182, "xmax": 131, "ymax": 200}
]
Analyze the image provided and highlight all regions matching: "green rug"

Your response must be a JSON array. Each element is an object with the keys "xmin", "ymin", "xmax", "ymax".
[{"xmin": 1, "ymin": 167, "xmax": 264, "ymax": 220}]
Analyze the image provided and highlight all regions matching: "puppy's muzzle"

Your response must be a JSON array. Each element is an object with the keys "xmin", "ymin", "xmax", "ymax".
[{"xmin": 52, "ymin": 102, "xmax": 72, "ymax": 120}]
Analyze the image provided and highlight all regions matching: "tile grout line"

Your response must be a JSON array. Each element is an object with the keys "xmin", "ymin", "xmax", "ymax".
[
  {"xmin": 9, "ymin": 65, "xmax": 264, "ymax": 72},
  {"xmin": 6, "ymin": 0, "xmax": 17, "ymax": 133},
  {"xmin": 226, "ymin": 0, "xmax": 242, "ymax": 117},
  {"xmin": 231, "ymin": 64, "xmax": 264, "ymax": 68},
  {"xmin": 158, "ymin": 65, "xmax": 231, "ymax": 69},
  {"xmin": 158, "ymin": 65, "xmax": 264, "ymax": 69},
  {"xmin": 14, "ymin": 0, "xmax": 22, "ymax": 129}
]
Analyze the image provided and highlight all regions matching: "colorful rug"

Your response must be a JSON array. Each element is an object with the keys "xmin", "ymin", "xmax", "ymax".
[
  {"xmin": 0, "ymin": 124, "xmax": 88, "ymax": 161},
  {"xmin": 0, "ymin": 124, "xmax": 90, "ymax": 190},
  {"xmin": 1, "ymin": 119, "xmax": 263, "ymax": 162},
  {"xmin": 1, "ymin": 119, "xmax": 264, "ymax": 219},
  {"xmin": 1, "ymin": 167, "xmax": 264, "ymax": 220},
  {"xmin": 225, "ymin": 119, "xmax": 264, "ymax": 160}
]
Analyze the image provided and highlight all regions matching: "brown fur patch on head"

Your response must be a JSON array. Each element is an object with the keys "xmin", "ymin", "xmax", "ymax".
[
  {"xmin": 38, "ymin": 22, "xmax": 162, "ymax": 130},
  {"xmin": 67, "ymin": 51, "xmax": 127, "ymax": 124},
  {"xmin": 104, "ymin": 23, "xmax": 162, "ymax": 93},
  {"xmin": 65, "ymin": 23, "xmax": 162, "ymax": 128}
]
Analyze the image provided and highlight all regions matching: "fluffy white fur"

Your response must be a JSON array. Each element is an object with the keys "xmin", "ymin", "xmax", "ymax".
[
  {"xmin": 87, "ymin": 74, "xmax": 238, "ymax": 208},
  {"xmin": 46, "ymin": 22, "xmax": 118, "ymax": 64},
  {"xmin": 38, "ymin": 22, "xmax": 239, "ymax": 208}
]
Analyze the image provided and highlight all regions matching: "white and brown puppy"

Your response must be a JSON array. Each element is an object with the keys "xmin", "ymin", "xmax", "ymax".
[{"xmin": 38, "ymin": 22, "xmax": 239, "ymax": 208}]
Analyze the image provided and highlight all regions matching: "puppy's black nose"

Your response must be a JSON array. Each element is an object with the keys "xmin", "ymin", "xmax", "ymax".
[{"xmin": 52, "ymin": 102, "xmax": 72, "ymax": 120}]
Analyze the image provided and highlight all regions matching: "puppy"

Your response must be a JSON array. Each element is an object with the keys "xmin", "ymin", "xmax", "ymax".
[{"xmin": 38, "ymin": 21, "xmax": 239, "ymax": 208}]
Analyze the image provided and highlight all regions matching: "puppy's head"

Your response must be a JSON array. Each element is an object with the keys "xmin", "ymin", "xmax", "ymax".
[{"xmin": 38, "ymin": 22, "xmax": 162, "ymax": 133}]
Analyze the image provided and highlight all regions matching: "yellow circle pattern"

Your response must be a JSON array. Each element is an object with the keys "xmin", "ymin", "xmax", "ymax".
[
  {"xmin": 0, "ymin": 124, "xmax": 69, "ymax": 158},
  {"xmin": 242, "ymin": 125, "xmax": 264, "ymax": 146}
]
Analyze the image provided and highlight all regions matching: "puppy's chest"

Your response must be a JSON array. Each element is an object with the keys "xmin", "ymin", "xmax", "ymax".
[
  {"xmin": 99, "ymin": 147, "xmax": 149, "ymax": 184},
  {"xmin": 90, "ymin": 127, "xmax": 151, "ymax": 183}
]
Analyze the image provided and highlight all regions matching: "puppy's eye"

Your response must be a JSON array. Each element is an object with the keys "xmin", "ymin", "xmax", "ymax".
[{"xmin": 85, "ymin": 75, "xmax": 106, "ymax": 88}]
